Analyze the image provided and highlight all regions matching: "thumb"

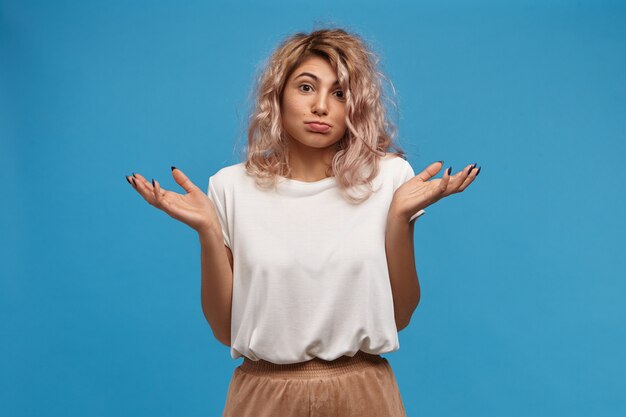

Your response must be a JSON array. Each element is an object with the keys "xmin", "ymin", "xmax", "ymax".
[
  {"xmin": 171, "ymin": 166, "xmax": 198, "ymax": 193},
  {"xmin": 416, "ymin": 160, "xmax": 444, "ymax": 181}
]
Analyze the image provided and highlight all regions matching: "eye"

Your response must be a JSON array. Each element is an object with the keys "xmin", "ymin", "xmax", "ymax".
[
  {"xmin": 298, "ymin": 83, "xmax": 313, "ymax": 92},
  {"xmin": 334, "ymin": 90, "xmax": 345, "ymax": 100}
]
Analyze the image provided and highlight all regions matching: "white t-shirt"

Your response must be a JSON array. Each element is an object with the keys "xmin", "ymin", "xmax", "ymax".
[{"xmin": 206, "ymin": 153, "xmax": 425, "ymax": 364}]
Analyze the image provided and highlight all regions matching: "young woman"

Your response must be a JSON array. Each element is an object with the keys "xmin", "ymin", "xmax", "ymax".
[{"xmin": 127, "ymin": 27, "xmax": 479, "ymax": 417}]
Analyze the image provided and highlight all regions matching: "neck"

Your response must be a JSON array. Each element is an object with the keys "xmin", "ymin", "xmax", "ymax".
[{"xmin": 285, "ymin": 141, "xmax": 336, "ymax": 182}]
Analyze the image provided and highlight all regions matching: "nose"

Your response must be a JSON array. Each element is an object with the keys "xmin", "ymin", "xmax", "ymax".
[{"xmin": 311, "ymin": 92, "xmax": 329, "ymax": 116}]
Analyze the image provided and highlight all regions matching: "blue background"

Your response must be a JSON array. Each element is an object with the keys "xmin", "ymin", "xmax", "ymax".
[{"xmin": 1, "ymin": 0, "xmax": 624, "ymax": 416}]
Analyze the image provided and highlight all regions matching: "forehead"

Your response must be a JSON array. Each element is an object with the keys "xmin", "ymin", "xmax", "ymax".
[{"xmin": 290, "ymin": 55, "xmax": 337, "ymax": 78}]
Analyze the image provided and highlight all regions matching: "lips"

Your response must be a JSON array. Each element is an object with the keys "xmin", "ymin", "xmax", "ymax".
[{"xmin": 305, "ymin": 122, "xmax": 331, "ymax": 133}]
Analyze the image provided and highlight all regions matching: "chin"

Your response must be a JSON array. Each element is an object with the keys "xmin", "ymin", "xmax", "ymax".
[
  {"xmin": 304, "ymin": 138, "xmax": 342, "ymax": 149},
  {"xmin": 286, "ymin": 132, "xmax": 336, "ymax": 148}
]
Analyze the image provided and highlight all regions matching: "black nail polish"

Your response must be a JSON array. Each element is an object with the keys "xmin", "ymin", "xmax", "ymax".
[
  {"xmin": 447, "ymin": 167, "xmax": 452, "ymax": 175},
  {"xmin": 437, "ymin": 160, "xmax": 444, "ymax": 164},
  {"xmin": 476, "ymin": 166, "xmax": 481, "ymax": 176},
  {"xmin": 472, "ymin": 162, "xmax": 477, "ymax": 169},
  {"xmin": 151, "ymin": 178, "xmax": 155, "ymax": 186},
  {"xmin": 125, "ymin": 176, "xmax": 132, "ymax": 185},
  {"xmin": 132, "ymin": 172, "xmax": 136, "ymax": 178},
  {"xmin": 131, "ymin": 178, "xmax": 136, "ymax": 186},
  {"xmin": 171, "ymin": 166, "xmax": 177, "ymax": 171}
]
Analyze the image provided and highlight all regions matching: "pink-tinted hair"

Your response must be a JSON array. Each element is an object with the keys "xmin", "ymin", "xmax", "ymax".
[{"xmin": 239, "ymin": 26, "xmax": 410, "ymax": 203}]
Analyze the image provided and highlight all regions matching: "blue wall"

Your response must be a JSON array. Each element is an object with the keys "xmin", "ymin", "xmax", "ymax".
[{"xmin": 1, "ymin": 0, "xmax": 624, "ymax": 416}]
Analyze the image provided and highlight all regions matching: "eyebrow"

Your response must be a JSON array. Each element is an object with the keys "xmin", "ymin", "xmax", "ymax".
[{"xmin": 294, "ymin": 72, "xmax": 340, "ymax": 86}]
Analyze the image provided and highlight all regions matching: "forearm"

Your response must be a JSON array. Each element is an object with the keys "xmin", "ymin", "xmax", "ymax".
[
  {"xmin": 385, "ymin": 210, "xmax": 421, "ymax": 330},
  {"xmin": 198, "ymin": 225, "xmax": 233, "ymax": 346}
]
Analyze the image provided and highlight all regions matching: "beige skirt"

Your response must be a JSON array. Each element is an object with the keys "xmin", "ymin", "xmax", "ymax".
[{"xmin": 221, "ymin": 350, "xmax": 407, "ymax": 417}]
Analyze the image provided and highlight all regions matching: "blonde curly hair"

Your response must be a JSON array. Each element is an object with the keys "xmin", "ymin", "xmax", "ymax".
[{"xmin": 239, "ymin": 26, "xmax": 410, "ymax": 204}]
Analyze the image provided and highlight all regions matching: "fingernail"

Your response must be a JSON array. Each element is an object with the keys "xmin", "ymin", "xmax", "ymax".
[
  {"xmin": 171, "ymin": 166, "xmax": 177, "ymax": 171},
  {"xmin": 131, "ymin": 178, "xmax": 136, "ymax": 186},
  {"xmin": 472, "ymin": 162, "xmax": 477, "ymax": 169},
  {"xmin": 437, "ymin": 160, "xmax": 444, "ymax": 164},
  {"xmin": 151, "ymin": 178, "xmax": 155, "ymax": 186},
  {"xmin": 132, "ymin": 173, "xmax": 137, "ymax": 178},
  {"xmin": 476, "ymin": 166, "xmax": 481, "ymax": 176},
  {"xmin": 447, "ymin": 167, "xmax": 452, "ymax": 175},
  {"xmin": 125, "ymin": 175, "xmax": 132, "ymax": 185}
]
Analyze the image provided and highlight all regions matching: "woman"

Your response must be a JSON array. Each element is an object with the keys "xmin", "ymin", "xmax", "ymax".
[{"xmin": 126, "ymin": 27, "xmax": 479, "ymax": 417}]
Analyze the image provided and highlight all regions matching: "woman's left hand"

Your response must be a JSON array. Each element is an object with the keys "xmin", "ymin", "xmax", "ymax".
[{"xmin": 389, "ymin": 161, "xmax": 480, "ymax": 222}]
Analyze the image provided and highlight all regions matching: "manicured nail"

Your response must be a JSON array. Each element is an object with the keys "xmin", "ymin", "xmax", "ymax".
[
  {"xmin": 132, "ymin": 172, "xmax": 137, "ymax": 178},
  {"xmin": 151, "ymin": 178, "xmax": 155, "ymax": 186},
  {"xmin": 125, "ymin": 175, "xmax": 132, "ymax": 185},
  {"xmin": 131, "ymin": 178, "xmax": 136, "ymax": 186},
  {"xmin": 171, "ymin": 166, "xmax": 177, "ymax": 172},
  {"xmin": 472, "ymin": 162, "xmax": 477, "ymax": 169},
  {"xmin": 437, "ymin": 160, "xmax": 444, "ymax": 164},
  {"xmin": 447, "ymin": 167, "xmax": 452, "ymax": 175},
  {"xmin": 476, "ymin": 166, "xmax": 481, "ymax": 176}
]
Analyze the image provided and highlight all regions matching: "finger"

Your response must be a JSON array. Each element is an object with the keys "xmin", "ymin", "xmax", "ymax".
[
  {"xmin": 453, "ymin": 163, "xmax": 473, "ymax": 184},
  {"xmin": 131, "ymin": 173, "xmax": 157, "ymax": 205},
  {"xmin": 132, "ymin": 172, "xmax": 154, "ymax": 193},
  {"xmin": 444, "ymin": 163, "xmax": 472, "ymax": 193},
  {"xmin": 126, "ymin": 175, "xmax": 145, "ymax": 196},
  {"xmin": 458, "ymin": 164, "xmax": 479, "ymax": 192},
  {"xmin": 152, "ymin": 178, "xmax": 163, "ymax": 207},
  {"xmin": 439, "ymin": 165, "xmax": 452, "ymax": 193},
  {"xmin": 415, "ymin": 161, "xmax": 444, "ymax": 182},
  {"xmin": 171, "ymin": 166, "xmax": 199, "ymax": 194}
]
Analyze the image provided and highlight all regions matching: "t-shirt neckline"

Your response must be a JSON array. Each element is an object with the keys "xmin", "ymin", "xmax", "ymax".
[
  {"xmin": 274, "ymin": 174, "xmax": 338, "ymax": 197},
  {"xmin": 276, "ymin": 175, "xmax": 336, "ymax": 185}
]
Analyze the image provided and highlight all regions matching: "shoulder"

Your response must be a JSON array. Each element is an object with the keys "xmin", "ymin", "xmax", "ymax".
[
  {"xmin": 211, "ymin": 161, "xmax": 246, "ymax": 178},
  {"xmin": 209, "ymin": 162, "xmax": 247, "ymax": 188},
  {"xmin": 381, "ymin": 152, "xmax": 411, "ymax": 172},
  {"xmin": 380, "ymin": 152, "xmax": 416, "ymax": 189},
  {"xmin": 382, "ymin": 152, "xmax": 408, "ymax": 163}
]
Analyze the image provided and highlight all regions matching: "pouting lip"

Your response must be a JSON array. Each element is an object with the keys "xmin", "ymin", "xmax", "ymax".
[{"xmin": 304, "ymin": 121, "xmax": 332, "ymax": 127}]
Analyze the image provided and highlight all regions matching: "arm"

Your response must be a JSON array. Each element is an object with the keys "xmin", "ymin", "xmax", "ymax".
[
  {"xmin": 385, "ymin": 160, "xmax": 480, "ymax": 331},
  {"xmin": 385, "ymin": 207, "xmax": 420, "ymax": 331},
  {"xmin": 198, "ymin": 224, "xmax": 234, "ymax": 347}
]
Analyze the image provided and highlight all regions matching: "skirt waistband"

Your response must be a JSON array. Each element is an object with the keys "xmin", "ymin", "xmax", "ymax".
[{"xmin": 238, "ymin": 350, "xmax": 388, "ymax": 379}]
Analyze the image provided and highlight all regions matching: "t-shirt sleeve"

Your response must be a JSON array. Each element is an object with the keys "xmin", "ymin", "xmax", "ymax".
[
  {"xmin": 398, "ymin": 158, "xmax": 426, "ymax": 222},
  {"xmin": 207, "ymin": 175, "xmax": 232, "ymax": 248}
]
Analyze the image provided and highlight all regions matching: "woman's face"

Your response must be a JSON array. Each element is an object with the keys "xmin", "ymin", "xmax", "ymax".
[{"xmin": 280, "ymin": 55, "xmax": 347, "ymax": 152}]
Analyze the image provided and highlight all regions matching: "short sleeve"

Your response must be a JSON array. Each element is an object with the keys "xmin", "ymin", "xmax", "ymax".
[
  {"xmin": 399, "ymin": 158, "xmax": 426, "ymax": 222},
  {"xmin": 207, "ymin": 175, "xmax": 232, "ymax": 248}
]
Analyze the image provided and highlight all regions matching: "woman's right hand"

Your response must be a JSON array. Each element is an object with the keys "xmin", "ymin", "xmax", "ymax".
[{"xmin": 126, "ymin": 167, "xmax": 219, "ymax": 234}]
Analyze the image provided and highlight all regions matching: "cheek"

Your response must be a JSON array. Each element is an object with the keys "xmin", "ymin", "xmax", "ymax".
[
  {"xmin": 279, "ymin": 95, "xmax": 290, "ymax": 114},
  {"xmin": 282, "ymin": 94, "xmax": 301, "ymax": 113},
  {"xmin": 335, "ymin": 107, "xmax": 347, "ymax": 124}
]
